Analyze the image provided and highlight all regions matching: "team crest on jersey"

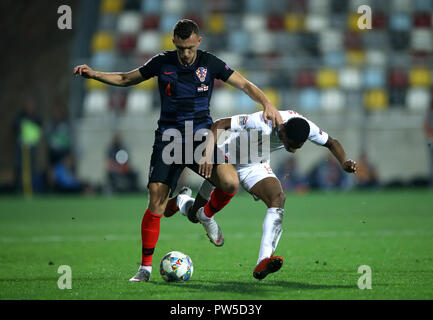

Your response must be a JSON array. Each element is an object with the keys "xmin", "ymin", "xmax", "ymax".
[
  {"xmin": 239, "ymin": 115, "xmax": 248, "ymax": 126},
  {"xmin": 195, "ymin": 67, "xmax": 207, "ymax": 82}
]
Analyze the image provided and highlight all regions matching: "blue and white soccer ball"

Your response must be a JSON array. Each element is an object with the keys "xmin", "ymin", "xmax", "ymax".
[{"xmin": 160, "ymin": 251, "xmax": 193, "ymax": 282}]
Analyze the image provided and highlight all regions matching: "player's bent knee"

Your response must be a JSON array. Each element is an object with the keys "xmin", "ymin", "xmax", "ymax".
[
  {"xmin": 220, "ymin": 175, "xmax": 239, "ymax": 194},
  {"xmin": 269, "ymin": 191, "xmax": 286, "ymax": 208}
]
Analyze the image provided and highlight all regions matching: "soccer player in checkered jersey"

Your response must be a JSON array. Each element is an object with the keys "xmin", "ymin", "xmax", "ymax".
[
  {"xmin": 165, "ymin": 110, "xmax": 357, "ymax": 280},
  {"xmin": 73, "ymin": 19, "xmax": 282, "ymax": 282}
]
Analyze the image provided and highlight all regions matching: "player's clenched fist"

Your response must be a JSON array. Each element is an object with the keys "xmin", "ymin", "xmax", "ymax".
[
  {"xmin": 343, "ymin": 159, "xmax": 358, "ymax": 174},
  {"xmin": 73, "ymin": 64, "xmax": 95, "ymax": 79}
]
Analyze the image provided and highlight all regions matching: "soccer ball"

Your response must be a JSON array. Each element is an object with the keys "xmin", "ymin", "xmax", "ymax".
[{"xmin": 160, "ymin": 251, "xmax": 193, "ymax": 282}]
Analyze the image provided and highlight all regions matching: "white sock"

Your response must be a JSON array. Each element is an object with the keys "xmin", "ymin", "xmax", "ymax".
[
  {"xmin": 139, "ymin": 265, "xmax": 152, "ymax": 273},
  {"xmin": 177, "ymin": 194, "xmax": 195, "ymax": 216},
  {"xmin": 257, "ymin": 208, "xmax": 284, "ymax": 265}
]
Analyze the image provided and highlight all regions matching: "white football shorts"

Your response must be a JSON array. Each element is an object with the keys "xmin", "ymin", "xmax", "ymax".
[{"xmin": 236, "ymin": 161, "xmax": 278, "ymax": 200}]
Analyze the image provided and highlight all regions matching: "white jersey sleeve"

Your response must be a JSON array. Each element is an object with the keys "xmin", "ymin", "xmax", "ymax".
[
  {"xmin": 230, "ymin": 112, "xmax": 272, "ymax": 135},
  {"xmin": 306, "ymin": 119, "xmax": 328, "ymax": 146}
]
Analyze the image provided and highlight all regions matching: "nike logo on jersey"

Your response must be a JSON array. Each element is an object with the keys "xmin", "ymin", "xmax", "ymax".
[{"xmin": 164, "ymin": 71, "xmax": 175, "ymax": 75}]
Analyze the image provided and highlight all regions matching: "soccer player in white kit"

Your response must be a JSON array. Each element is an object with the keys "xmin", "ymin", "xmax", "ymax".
[{"xmin": 164, "ymin": 110, "xmax": 358, "ymax": 280}]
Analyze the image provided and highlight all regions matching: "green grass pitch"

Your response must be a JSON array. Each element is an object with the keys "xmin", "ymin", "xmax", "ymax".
[{"xmin": 1, "ymin": 189, "xmax": 432, "ymax": 300}]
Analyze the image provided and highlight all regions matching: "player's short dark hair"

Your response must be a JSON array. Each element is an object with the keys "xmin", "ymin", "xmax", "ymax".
[
  {"xmin": 283, "ymin": 117, "xmax": 310, "ymax": 145},
  {"xmin": 173, "ymin": 19, "xmax": 199, "ymax": 39}
]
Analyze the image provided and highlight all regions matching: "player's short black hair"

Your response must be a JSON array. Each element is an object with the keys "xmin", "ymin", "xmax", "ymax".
[
  {"xmin": 173, "ymin": 19, "xmax": 199, "ymax": 39},
  {"xmin": 283, "ymin": 117, "xmax": 310, "ymax": 145}
]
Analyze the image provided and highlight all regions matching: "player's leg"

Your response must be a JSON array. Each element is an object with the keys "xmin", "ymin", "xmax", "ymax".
[
  {"xmin": 130, "ymin": 139, "xmax": 183, "ymax": 282},
  {"xmin": 185, "ymin": 162, "xmax": 238, "ymax": 246},
  {"xmin": 249, "ymin": 176, "xmax": 285, "ymax": 280}
]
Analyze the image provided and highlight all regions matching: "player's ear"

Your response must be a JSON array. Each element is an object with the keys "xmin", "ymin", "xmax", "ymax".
[{"xmin": 197, "ymin": 36, "xmax": 202, "ymax": 46}]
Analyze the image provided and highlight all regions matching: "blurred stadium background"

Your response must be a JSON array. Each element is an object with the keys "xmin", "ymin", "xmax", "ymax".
[{"xmin": 2, "ymin": 0, "xmax": 433, "ymax": 195}]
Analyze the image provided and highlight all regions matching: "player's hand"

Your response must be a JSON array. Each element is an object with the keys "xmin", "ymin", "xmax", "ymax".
[
  {"xmin": 343, "ymin": 159, "xmax": 357, "ymax": 173},
  {"xmin": 73, "ymin": 64, "xmax": 95, "ymax": 79},
  {"xmin": 198, "ymin": 160, "xmax": 213, "ymax": 179},
  {"xmin": 263, "ymin": 105, "xmax": 283, "ymax": 129}
]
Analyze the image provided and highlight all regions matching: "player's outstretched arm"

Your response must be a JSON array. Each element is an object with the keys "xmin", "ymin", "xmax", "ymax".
[
  {"xmin": 225, "ymin": 71, "xmax": 282, "ymax": 128},
  {"xmin": 324, "ymin": 136, "xmax": 357, "ymax": 174},
  {"xmin": 73, "ymin": 64, "xmax": 143, "ymax": 87}
]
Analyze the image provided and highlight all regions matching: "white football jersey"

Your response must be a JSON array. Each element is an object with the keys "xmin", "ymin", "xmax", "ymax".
[{"xmin": 218, "ymin": 110, "xmax": 329, "ymax": 165}]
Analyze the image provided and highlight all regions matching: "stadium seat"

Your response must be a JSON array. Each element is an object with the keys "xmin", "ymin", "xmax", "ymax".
[
  {"xmin": 364, "ymin": 89, "xmax": 388, "ymax": 110},
  {"xmin": 323, "ymin": 51, "xmax": 345, "ymax": 67},
  {"xmin": 91, "ymin": 52, "xmax": 115, "ymax": 71},
  {"xmin": 161, "ymin": 32, "xmax": 175, "ymax": 51},
  {"xmin": 295, "ymin": 69, "xmax": 316, "ymax": 87},
  {"xmin": 86, "ymin": 79, "xmax": 108, "ymax": 90},
  {"xmin": 389, "ymin": 13, "xmax": 412, "ymax": 31},
  {"xmin": 339, "ymin": 68, "xmax": 362, "ymax": 90},
  {"xmin": 305, "ymin": 14, "xmax": 329, "ymax": 32},
  {"xmin": 228, "ymin": 31, "xmax": 250, "ymax": 53},
  {"xmin": 321, "ymin": 89, "xmax": 345, "ymax": 112},
  {"xmin": 135, "ymin": 77, "xmax": 157, "ymax": 90},
  {"xmin": 308, "ymin": 0, "xmax": 330, "ymax": 15},
  {"xmin": 262, "ymin": 88, "xmax": 280, "ymax": 107},
  {"xmin": 389, "ymin": 88, "xmax": 406, "ymax": 108},
  {"xmin": 407, "ymin": 87, "xmax": 431, "ymax": 110},
  {"xmin": 126, "ymin": 90, "xmax": 153, "ymax": 115},
  {"xmin": 211, "ymin": 90, "xmax": 235, "ymax": 116},
  {"xmin": 330, "ymin": 0, "xmax": 347, "ymax": 13},
  {"xmin": 414, "ymin": 0, "xmax": 433, "ymax": 11},
  {"xmin": 284, "ymin": 13, "xmax": 305, "ymax": 32},
  {"xmin": 207, "ymin": 14, "xmax": 225, "ymax": 34},
  {"xmin": 317, "ymin": 68, "xmax": 339, "ymax": 88},
  {"xmin": 142, "ymin": 15, "xmax": 160, "ymax": 30},
  {"xmin": 299, "ymin": 32, "xmax": 319, "ymax": 56},
  {"xmin": 243, "ymin": 14, "xmax": 266, "ymax": 32},
  {"xmin": 363, "ymin": 31, "xmax": 389, "ymax": 50},
  {"xmin": 123, "ymin": 0, "xmax": 140, "ymax": 11},
  {"xmin": 245, "ymin": 0, "xmax": 266, "ymax": 13},
  {"xmin": 98, "ymin": 14, "xmax": 118, "ymax": 31},
  {"xmin": 215, "ymin": 52, "xmax": 243, "ymax": 69},
  {"xmin": 160, "ymin": 14, "xmax": 181, "ymax": 32},
  {"xmin": 388, "ymin": 69, "xmax": 409, "ymax": 88},
  {"xmin": 235, "ymin": 91, "xmax": 256, "ymax": 113},
  {"xmin": 344, "ymin": 32, "xmax": 363, "ymax": 50},
  {"xmin": 136, "ymin": 31, "xmax": 160, "ymax": 54},
  {"xmin": 100, "ymin": 0, "xmax": 124, "ymax": 14},
  {"xmin": 251, "ymin": 31, "xmax": 275, "ymax": 54},
  {"xmin": 298, "ymin": 88, "xmax": 320, "ymax": 111},
  {"xmin": 411, "ymin": 29, "xmax": 433, "ymax": 51},
  {"xmin": 346, "ymin": 50, "xmax": 366, "ymax": 66},
  {"xmin": 117, "ymin": 11, "xmax": 142, "ymax": 34},
  {"xmin": 391, "ymin": 0, "xmax": 412, "ymax": 12},
  {"xmin": 409, "ymin": 67, "xmax": 432, "ymax": 86},
  {"xmin": 366, "ymin": 50, "xmax": 386, "ymax": 67},
  {"xmin": 347, "ymin": 13, "xmax": 364, "ymax": 32},
  {"xmin": 91, "ymin": 32, "xmax": 114, "ymax": 52},
  {"xmin": 110, "ymin": 90, "xmax": 127, "ymax": 112},
  {"xmin": 84, "ymin": 91, "xmax": 109, "ymax": 116},
  {"xmin": 320, "ymin": 29, "xmax": 343, "ymax": 52},
  {"xmin": 372, "ymin": 11, "xmax": 387, "ymax": 29},
  {"xmin": 267, "ymin": 14, "xmax": 285, "ymax": 31},
  {"xmin": 162, "ymin": 0, "xmax": 186, "ymax": 14},
  {"xmin": 140, "ymin": 0, "xmax": 160, "ymax": 14},
  {"xmin": 363, "ymin": 68, "xmax": 386, "ymax": 88},
  {"xmin": 117, "ymin": 34, "xmax": 137, "ymax": 54},
  {"xmin": 413, "ymin": 12, "xmax": 431, "ymax": 27}
]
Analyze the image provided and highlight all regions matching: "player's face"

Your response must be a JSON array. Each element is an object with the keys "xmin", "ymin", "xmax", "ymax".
[
  {"xmin": 278, "ymin": 125, "xmax": 305, "ymax": 153},
  {"xmin": 173, "ymin": 33, "xmax": 202, "ymax": 66}
]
